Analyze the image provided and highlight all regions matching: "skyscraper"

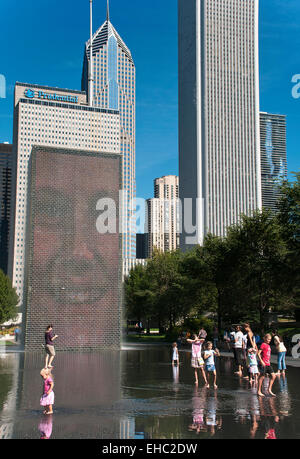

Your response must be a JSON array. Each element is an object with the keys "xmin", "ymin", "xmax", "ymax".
[
  {"xmin": 178, "ymin": 0, "xmax": 261, "ymax": 249},
  {"xmin": 147, "ymin": 175, "xmax": 179, "ymax": 257},
  {"xmin": 82, "ymin": 1, "xmax": 136, "ymax": 259},
  {"xmin": 0, "ymin": 143, "xmax": 12, "ymax": 274},
  {"xmin": 260, "ymin": 112, "xmax": 287, "ymax": 213}
]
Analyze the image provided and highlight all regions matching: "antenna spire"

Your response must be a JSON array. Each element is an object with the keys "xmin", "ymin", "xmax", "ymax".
[
  {"xmin": 88, "ymin": 0, "xmax": 94, "ymax": 107},
  {"xmin": 107, "ymin": 0, "xmax": 110, "ymax": 22}
]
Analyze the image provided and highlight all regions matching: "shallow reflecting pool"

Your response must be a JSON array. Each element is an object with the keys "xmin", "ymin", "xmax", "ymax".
[{"xmin": 0, "ymin": 346, "xmax": 299, "ymax": 439}]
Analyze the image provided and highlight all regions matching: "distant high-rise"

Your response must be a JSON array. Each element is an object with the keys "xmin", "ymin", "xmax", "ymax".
[
  {"xmin": 178, "ymin": 0, "xmax": 261, "ymax": 249},
  {"xmin": 0, "ymin": 143, "xmax": 12, "ymax": 274},
  {"xmin": 147, "ymin": 175, "xmax": 179, "ymax": 257},
  {"xmin": 82, "ymin": 2, "xmax": 136, "ymax": 258},
  {"xmin": 260, "ymin": 112, "xmax": 287, "ymax": 213}
]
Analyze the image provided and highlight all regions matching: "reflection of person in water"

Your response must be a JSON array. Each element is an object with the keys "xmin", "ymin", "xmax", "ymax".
[
  {"xmin": 205, "ymin": 393, "xmax": 222, "ymax": 436},
  {"xmin": 39, "ymin": 414, "xmax": 53, "ymax": 439},
  {"xmin": 258, "ymin": 395, "xmax": 280, "ymax": 440},
  {"xmin": 29, "ymin": 150, "xmax": 120, "ymax": 348},
  {"xmin": 188, "ymin": 386, "xmax": 207, "ymax": 434}
]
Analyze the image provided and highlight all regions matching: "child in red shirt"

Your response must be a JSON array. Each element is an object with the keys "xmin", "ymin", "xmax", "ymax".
[{"xmin": 257, "ymin": 334, "xmax": 276, "ymax": 397}]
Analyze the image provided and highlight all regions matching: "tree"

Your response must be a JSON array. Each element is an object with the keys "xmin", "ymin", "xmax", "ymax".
[
  {"xmin": 124, "ymin": 263, "xmax": 154, "ymax": 332},
  {"xmin": 146, "ymin": 250, "xmax": 190, "ymax": 332},
  {"xmin": 226, "ymin": 210, "xmax": 289, "ymax": 328},
  {"xmin": 0, "ymin": 270, "xmax": 19, "ymax": 324},
  {"xmin": 276, "ymin": 173, "xmax": 300, "ymax": 315}
]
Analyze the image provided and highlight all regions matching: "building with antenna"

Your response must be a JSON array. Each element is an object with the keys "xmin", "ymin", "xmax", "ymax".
[{"xmin": 81, "ymin": 0, "xmax": 136, "ymax": 259}]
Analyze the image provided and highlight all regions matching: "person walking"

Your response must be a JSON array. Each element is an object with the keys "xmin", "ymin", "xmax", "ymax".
[
  {"xmin": 14, "ymin": 326, "xmax": 20, "ymax": 343},
  {"xmin": 44, "ymin": 325, "xmax": 58, "ymax": 369},
  {"xmin": 40, "ymin": 368, "xmax": 54, "ymax": 415}
]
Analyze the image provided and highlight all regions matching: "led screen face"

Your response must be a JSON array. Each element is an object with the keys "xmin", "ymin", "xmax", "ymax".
[{"xmin": 24, "ymin": 148, "xmax": 121, "ymax": 350}]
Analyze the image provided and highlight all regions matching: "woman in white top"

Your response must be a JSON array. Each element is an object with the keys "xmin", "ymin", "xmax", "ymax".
[{"xmin": 273, "ymin": 333, "xmax": 287, "ymax": 375}]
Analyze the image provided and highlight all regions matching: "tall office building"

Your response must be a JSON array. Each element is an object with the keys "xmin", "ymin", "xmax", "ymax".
[
  {"xmin": 178, "ymin": 0, "xmax": 261, "ymax": 249},
  {"xmin": 260, "ymin": 112, "xmax": 287, "ymax": 213},
  {"xmin": 8, "ymin": 82, "xmax": 120, "ymax": 304},
  {"xmin": 147, "ymin": 175, "xmax": 179, "ymax": 257},
  {"xmin": 81, "ymin": 2, "xmax": 136, "ymax": 258},
  {"xmin": 0, "ymin": 143, "xmax": 12, "ymax": 274}
]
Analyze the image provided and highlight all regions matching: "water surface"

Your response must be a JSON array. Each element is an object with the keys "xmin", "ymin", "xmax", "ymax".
[{"xmin": 0, "ymin": 347, "xmax": 299, "ymax": 439}]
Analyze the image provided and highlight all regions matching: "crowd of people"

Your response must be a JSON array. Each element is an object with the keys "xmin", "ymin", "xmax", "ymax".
[{"xmin": 172, "ymin": 323, "xmax": 287, "ymax": 397}]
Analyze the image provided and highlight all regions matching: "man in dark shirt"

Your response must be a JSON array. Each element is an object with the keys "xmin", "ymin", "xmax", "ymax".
[{"xmin": 44, "ymin": 325, "xmax": 58, "ymax": 369}]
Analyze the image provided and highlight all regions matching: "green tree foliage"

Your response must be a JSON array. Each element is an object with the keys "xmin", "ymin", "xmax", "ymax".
[
  {"xmin": 226, "ymin": 210, "xmax": 289, "ymax": 328},
  {"xmin": 276, "ymin": 173, "xmax": 300, "ymax": 310},
  {"xmin": 125, "ymin": 180, "xmax": 299, "ymax": 332},
  {"xmin": 0, "ymin": 270, "xmax": 19, "ymax": 324}
]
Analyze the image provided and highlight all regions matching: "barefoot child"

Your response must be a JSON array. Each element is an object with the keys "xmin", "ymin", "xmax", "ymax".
[
  {"xmin": 172, "ymin": 342, "xmax": 179, "ymax": 366},
  {"xmin": 187, "ymin": 335, "xmax": 208, "ymax": 386},
  {"xmin": 203, "ymin": 341, "xmax": 220, "ymax": 389},
  {"xmin": 40, "ymin": 368, "xmax": 54, "ymax": 414},
  {"xmin": 247, "ymin": 348, "xmax": 259, "ymax": 385},
  {"xmin": 257, "ymin": 334, "xmax": 276, "ymax": 397}
]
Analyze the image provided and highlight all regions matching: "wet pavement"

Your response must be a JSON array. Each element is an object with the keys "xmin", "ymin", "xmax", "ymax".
[{"xmin": 0, "ymin": 346, "xmax": 299, "ymax": 439}]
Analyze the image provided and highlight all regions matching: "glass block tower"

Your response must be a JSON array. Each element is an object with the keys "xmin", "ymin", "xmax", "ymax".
[
  {"xmin": 82, "ymin": 2, "xmax": 136, "ymax": 258},
  {"xmin": 178, "ymin": 0, "xmax": 261, "ymax": 249},
  {"xmin": 260, "ymin": 112, "xmax": 287, "ymax": 214}
]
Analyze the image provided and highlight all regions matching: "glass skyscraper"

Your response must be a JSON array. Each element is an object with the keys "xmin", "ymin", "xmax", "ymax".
[
  {"xmin": 82, "ymin": 4, "xmax": 136, "ymax": 259},
  {"xmin": 260, "ymin": 112, "xmax": 287, "ymax": 213}
]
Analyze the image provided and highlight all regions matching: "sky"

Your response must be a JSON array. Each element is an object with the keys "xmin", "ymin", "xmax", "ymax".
[{"xmin": 0, "ymin": 0, "xmax": 299, "ymax": 201}]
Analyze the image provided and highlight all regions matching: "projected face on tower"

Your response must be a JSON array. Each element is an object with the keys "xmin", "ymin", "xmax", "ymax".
[{"xmin": 26, "ymin": 148, "xmax": 121, "ymax": 349}]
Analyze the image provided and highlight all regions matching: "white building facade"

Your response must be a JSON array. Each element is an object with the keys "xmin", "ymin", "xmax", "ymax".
[
  {"xmin": 8, "ymin": 82, "xmax": 120, "ymax": 303},
  {"xmin": 178, "ymin": 0, "xmax": 262, "ymax": 249},
  {"xmin": 147, "ymin": 175, "xmax": 180, "ymax": 257}
]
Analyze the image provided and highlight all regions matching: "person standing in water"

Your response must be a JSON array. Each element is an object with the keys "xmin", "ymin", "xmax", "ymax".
[{"xmin": 187, "ymin": 335, "xmax": 208, "ymax": 387}]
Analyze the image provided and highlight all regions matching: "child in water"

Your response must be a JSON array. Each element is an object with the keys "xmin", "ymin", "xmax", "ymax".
[
  {"xmin": 40, "ymin": 368, "xmax": 54, "ymax": 414},
  {"xmin": 172, "ymin": 342, "xmax": 179, "ymax": 366},
  {"xmin": 203, "ymin": 341, "xmax": 220, "ymax": 389},
  {"xmin": 247, "ymin": 348, "xmax": 259, "ymax": 385}
]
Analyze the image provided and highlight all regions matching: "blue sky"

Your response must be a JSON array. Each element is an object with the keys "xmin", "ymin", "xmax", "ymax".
[{"xmin": 0, "ymin": 0, "xmax": 299, "ymax": 201}]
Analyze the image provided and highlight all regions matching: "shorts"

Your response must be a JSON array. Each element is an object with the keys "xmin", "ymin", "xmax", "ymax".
[
  {"xmin": 235, "ymin": 348, "xmax": 244, "ymax": 366},
  {"xmin": 205, "ymin": 364, "xmax": 216, "ymax": 372},
  {"xmin": 191, "ymin": 357, "xmax": 204, "ymax": 368},
  {"xmin": 259, "ymin": 364, "xmax": 275, "ymax": 376},
  {"xmin": 46, "ymin": 345, "xmax": 55, "ymax": 357},
  {"xmin": 249, "ymin": 365, "xmax": 259, "ymax": 375}
]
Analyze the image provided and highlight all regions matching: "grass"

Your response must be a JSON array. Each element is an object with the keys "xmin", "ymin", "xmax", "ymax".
[
  {"xmin": 124, "ymin": 333, "xmax": 168, "ymax": 343},
  {"xmin": 0, "ymin": 341, "xmax": 17, "ymax": 347}
]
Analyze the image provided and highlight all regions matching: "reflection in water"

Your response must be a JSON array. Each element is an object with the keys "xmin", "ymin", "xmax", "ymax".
[
  {"xmin": 39, "ymin": 414, "xmax": 53, "ymax": 439},
  {"xmin": 0, "ymin": 349, "xmax": 299, "ymax": 439},
  {"xmin": 172, "ymin": 364, "xmax": 179, "ymax": 385}
]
